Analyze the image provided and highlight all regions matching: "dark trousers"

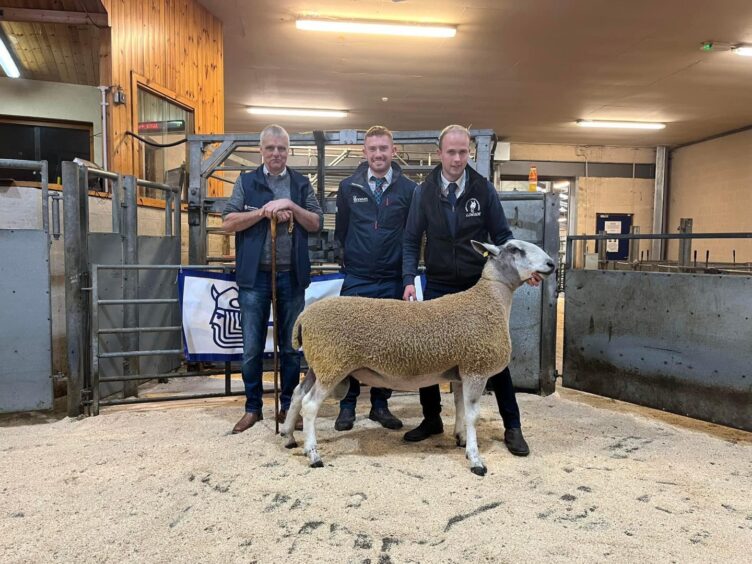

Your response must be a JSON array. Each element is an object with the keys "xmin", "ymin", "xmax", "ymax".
[
  {"xmin": 338, "ymin": 274, "xmax": 402, "ymax": 411},
  {"xmin": 238, "ymin": 271, "xmax": 304, "ymax": 414},
  {"xmin": 418, "ymin": 281, "xmax": 522, "ymax": 429}
]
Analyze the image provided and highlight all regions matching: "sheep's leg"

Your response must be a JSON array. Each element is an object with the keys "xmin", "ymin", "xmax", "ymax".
[
  {"xmin": 329, "ymin": 377, "xmax": 350, "ymax": 403},
  {"xmin": 282, "ymin": 369, "xmax": 315, "ymax": 448},
  {"xmin": 462, "ymin": 378, "xmax": 487, "ymax": 476},
  {"xmin": 453, "ymin": 381, "xmax": 466, "ymax": 447},
  {"xmin": 301, "ymin": 380, "xmax": 329, "ymax": 468}
]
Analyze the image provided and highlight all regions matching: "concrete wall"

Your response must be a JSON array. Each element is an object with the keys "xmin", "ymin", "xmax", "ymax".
[
  {"xmin": 505, "ymin": 143, "xmax": 657, "ymax": 254},
  {"xmin": 0, "ymin": 77, "xmax": 104, "ymax": 167},
  {"xmin": 669, "ymin": 130, "xmax": 752, "ymax": 263},
  {"xmin": 575, "ymin": 177, "xmax": 655, "ymax": 257},
  {"xmin": 511, "ymin": 143, "xmax": 656, "ymax": 164}
]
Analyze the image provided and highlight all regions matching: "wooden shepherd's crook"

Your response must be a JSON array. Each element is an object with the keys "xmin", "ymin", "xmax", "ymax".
[
  {"xmin": 270, "ymin": 214, "xmax": 280, "ymax": 434},
  {"xmin": 270, "ymin": 212, "xmax": 295, "ymax": 435}
]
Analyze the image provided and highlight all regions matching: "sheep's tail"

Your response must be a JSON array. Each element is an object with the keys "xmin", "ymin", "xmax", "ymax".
[{"xmin": 292, "ymin": 314, "xmax": 303, "ymax": 350}]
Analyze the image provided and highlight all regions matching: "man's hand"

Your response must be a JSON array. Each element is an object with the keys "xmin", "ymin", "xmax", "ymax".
[
  {"xmin": 275, "ymin": 210, "xmax": 292, "ymax": 223},
  {"xmin": 403, "ymin": 284, "xmax": 417, "ymax": 301},
  {"xmin": 262, "ymin": 198, "xmax": 296, "ymax": 218},
  {"xmin": 526, "ymin": 272, "xmax": 543, "ymax": 287}
]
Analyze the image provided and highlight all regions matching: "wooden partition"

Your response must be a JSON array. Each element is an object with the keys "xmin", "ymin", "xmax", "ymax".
[{"xmin": 101, "ymin": 0, "xmax": 224, "ymax": 195}]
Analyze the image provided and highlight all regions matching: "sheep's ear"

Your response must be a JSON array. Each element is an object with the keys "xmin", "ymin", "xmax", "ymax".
[{"xmin": 471, "ymin": 240, "xmax": 500, "ymax": 257}]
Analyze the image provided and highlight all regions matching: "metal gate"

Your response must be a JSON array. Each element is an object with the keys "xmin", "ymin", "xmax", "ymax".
[
  {"xmin": 0, "ymin": 159, "xmax": 57, "ymax": 412},
  {"xmin": 62, "ymin": 161, "xmax": 186, "ymax": 415},
  {"xmin": 501, "ymin": 193, "xmax": 559, "ymax": 393}
]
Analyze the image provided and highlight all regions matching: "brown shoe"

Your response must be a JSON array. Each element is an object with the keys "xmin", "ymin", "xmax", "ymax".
[
  {"xmin": 232, "ymin": 412, "xmax": 262, "ymax": 434},
  {"xmin": 277, "ymin": 410, "xmax": 304, "ymax": 431}
]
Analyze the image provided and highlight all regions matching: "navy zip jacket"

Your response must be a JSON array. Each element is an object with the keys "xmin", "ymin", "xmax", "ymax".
[
  {"xmin": 335, "ymin": 162, "xmax": 416, "ymax": 280},
  {"xmin": 402, "ymin": 164, "xmax": 513, "ymax": 289},
  {"xmin": 234, "ymin": 166, "xmax": 315, "ymax": 290}
]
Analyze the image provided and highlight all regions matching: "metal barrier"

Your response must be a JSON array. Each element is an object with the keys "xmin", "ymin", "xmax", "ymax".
[
  {"xmin": 563, "ymin": 232, "xmax": 752, "ymax": 431},
  {"xmin": 0, "ymin": 159, "xmax": 55, "ymax": 412},
  {"xmin": 62, "ymin": 161, "xmax": 181, "ymax": 416},
  {"xmin": 88, "ymin": 264, "xmax": 240, "ymax": 415}
]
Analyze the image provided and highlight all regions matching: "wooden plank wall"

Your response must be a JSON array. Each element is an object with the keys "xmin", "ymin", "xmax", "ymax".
[{"xmin": 101, "ymin": 0, "xmax": 224, "ymax": 194}]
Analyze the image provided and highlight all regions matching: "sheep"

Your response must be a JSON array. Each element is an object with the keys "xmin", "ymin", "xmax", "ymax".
[{"xmin": 281, "ymin": 239, "xmax": 556, "ymax": 475}]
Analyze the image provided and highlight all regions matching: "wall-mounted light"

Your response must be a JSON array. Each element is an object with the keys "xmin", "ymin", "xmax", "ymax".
[
  {"xmin": 247, "ymin": 106, "xmax": 348, "ymax": 118},
  {"xmin": 0, "ymin": 35, "xmax": 20, "ymax": 78},
  {"xmin": 576, "ymin": 120, "xmax": 666, "ymax": 130},
  {"xmin": 732, "ymin": 45, "xmax": 752, "ymax": 57},
  {"xmin": 296, "ymin": 18, "xmax": 456, "ymax": 38}
]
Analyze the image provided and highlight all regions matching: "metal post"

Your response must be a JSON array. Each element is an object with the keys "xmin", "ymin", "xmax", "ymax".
[
  {"xmin": 314, "ymin": 130, "xmax": 326, "ymax": 205},
  {"xmin": 164, "ymin": 191, "xmax": 173, "ymax": 236},
  {"xmin": 539, "ymin": 193, "xmax": 559, "ymax": 394},
  {"xmin": 188, "ymin": 139, "xmax": 205, "ymax": 264},
  {"xmin": 123, "ymin": 176, "xmax": 140, "ymax": 398},
  {"xmin": 40, "ymin": 160, "xmax": 49, "ymax": 236},
  {"xmin": 50, "ymin": 193, "xmax": 62, "ymax": 239},
  {"xmin": 652, "ymin": 146, "xmax": 668, "ymax": 261},
  {"xmin": 597, "ymin": 230, "xmax": 607, "ymax": 267},
  {"xmin": 111, "ymin": 176, "xmax": 122, "ymax": 234},
  {"xmin": 90, "ymin": 266, "xmax": 100, "ymax": 415},
  {"xmin": 63, "ymin": 161, "xmax": 89, "ymax": 416},
  {"xmin": 678, "ymin": 218, "xmax": 693, "ymax": 271},
  {"xmin": 474, "ymin": 132, "xmax": 495, "ymax": 180},
  {"xmin": 629, "ymin": 225, "xmax": 640, "ymax": 264}
]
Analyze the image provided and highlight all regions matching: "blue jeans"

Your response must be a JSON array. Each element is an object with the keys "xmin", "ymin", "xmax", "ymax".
[
  {"xmin": 418, "ymin": 281, "xmax": 522, "ymax": 429},
  {"xmin": 338, "ymin": 274, "xmax": 403, "ymax": 411},
  {"xmin": 238, "ymin": 271, "xmax": 304, "ymax": 414}
]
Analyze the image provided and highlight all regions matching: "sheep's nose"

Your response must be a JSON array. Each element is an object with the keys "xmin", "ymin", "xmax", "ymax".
[{"xmin": 546, "ymin": 260, "xmax": 555, "ymax": 269}]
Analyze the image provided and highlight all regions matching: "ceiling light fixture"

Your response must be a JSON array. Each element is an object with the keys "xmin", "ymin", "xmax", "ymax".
[
  {"xmin": 247, "ymin": 107, "xmax": 348, "ymax": 118},
  {"xmin": 296, "ymin": 18, "xmax": 456, "ymax": 38},
  {"xmin": 732, "ymin": 45, "xmax": 752, "ymax": 57},
  {"xmin": 0, "ymin": 35, "xmax": 20, "ymax": 78},
  {"xmin": 576, "ymin": 119, "xmax": 665, "ymax": 130}
]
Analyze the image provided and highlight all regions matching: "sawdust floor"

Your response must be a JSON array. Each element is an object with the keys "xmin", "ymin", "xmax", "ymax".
[{"xmin": 1, "ymin": 387, "xmax": 751, "ymax": 563}]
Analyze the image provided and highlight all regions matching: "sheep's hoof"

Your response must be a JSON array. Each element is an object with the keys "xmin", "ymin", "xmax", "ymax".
[
  {"xmin": 470, "ymin": 465, "xmax": 487, "ymax": 476},
  {"xmin": 284, "ymin": 440, "xmax": 298, "ymax": 449},
  {"xmin": 455, "ymin": 434, "xmax": 466, "ymax": 448},
  {"xmin": 310, "ymin": 459, "xmax": 324, "ymax": 468}
]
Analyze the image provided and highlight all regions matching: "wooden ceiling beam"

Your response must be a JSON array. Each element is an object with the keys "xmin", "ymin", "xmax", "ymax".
[{"xmin": 0, "ymin": 7, "xmax": 109, "ymax": 27}]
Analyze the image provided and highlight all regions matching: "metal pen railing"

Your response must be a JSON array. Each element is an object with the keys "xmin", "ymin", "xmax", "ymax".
[{"xmin": 90, "ymin": 263, "xmax": 238, "ymax": 415}]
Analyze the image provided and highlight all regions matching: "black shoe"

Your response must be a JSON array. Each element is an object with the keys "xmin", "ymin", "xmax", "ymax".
[
  {"xmin": 334, "ymin": 407, "xmax": 356, "ymax": 431},
  {"xmin": 504, "ymin": 428, "xmax": 530, "ymax": 456},
  {"xmin": 369, "ymin": 407, "xmax": 403, "ymax": 430},
  {"xmin": 403, "ymin": 417, "xmax": 443, "ymax": 442}
]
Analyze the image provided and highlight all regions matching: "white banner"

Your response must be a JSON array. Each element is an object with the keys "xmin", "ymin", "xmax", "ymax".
[{"xmin": 179, "ymin": 270, "xmax": 423, "ymax": 361}]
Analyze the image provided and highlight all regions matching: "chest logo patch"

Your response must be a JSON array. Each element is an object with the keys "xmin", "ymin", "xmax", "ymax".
[
  {"xmin": 465, "ymin": 198, "xmax": 481, "ymax": 217},
  {"xmin": 353, "ymin": 196, "xmax": 369, "ymax": 203}
]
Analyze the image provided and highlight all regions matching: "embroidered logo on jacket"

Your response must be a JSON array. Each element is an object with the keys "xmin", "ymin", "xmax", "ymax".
[
  {"xmin": 465, "ymin": 198, "xmax": 481, "ymax": 217},
  {"xmin": 352, "ymin": 196, "xmax": 369, "ymax": 203}
]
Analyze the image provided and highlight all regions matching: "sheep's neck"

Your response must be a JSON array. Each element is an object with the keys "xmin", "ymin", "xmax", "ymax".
[{"xmin": 470, "ymin": 278, "xmax": 514, "ymax": 313}]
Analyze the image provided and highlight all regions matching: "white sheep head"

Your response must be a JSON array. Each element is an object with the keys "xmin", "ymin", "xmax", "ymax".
[{"xmin": 471, "ymin": 239, "xmax": 556, "ymax": 288}]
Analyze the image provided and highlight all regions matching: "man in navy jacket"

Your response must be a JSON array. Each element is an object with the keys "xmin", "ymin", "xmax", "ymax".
[
  {"xmin": 402, "ymin": 125, "xmax": 541, "ymax": 456},
  {"xmin": 223, "ymin": 124, "xmax": 323, "ymax": 434},
  {"xmin": 333, "ymin": 125, "xmax": 417, "ymax": 431}
]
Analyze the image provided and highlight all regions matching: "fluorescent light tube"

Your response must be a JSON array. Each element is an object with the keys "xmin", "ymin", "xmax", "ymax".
[
  {"xmin": 296, "ymin": 19, "xmax": 456, "ymax": 38},
  {"xmin": 577, "ymin": 120, "xmax": 665, "ymax": 130},
  {"xmin": 247, "ymin": 107, "xmax": 348, "ymax": 118},
  {"xmin": 0, "ymin": 36, "xmax": 20, "ymax": 78},
  {"xmin": 732, "ymin": 45, "xmax": 752, "ymax": 57}
]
